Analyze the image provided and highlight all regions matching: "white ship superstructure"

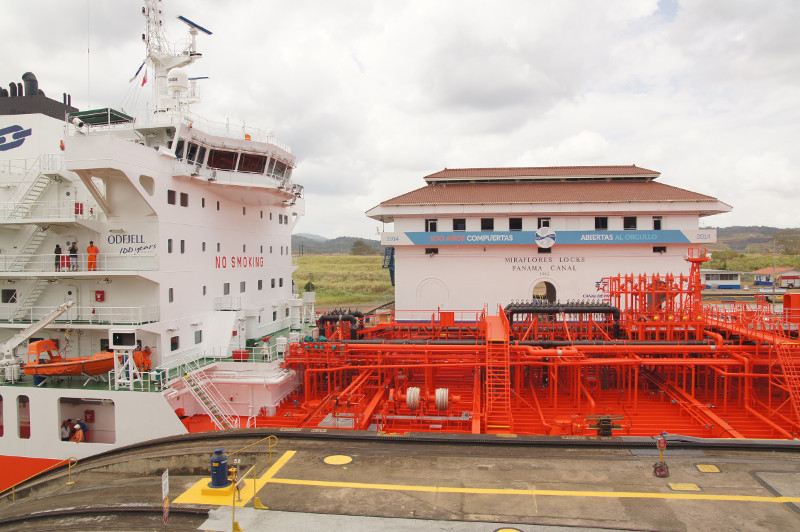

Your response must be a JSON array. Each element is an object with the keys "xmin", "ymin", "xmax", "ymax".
[{"xmin": 0, "ymin": 1, "xmax": 310, "ymax": 461}]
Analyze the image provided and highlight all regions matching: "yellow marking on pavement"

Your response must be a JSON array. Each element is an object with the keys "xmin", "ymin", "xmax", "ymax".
[
  {"xmin": 669, "ymin": 483, "xmax": 701, "ymax": 491},
  {"xmin": 174, "ymin": 451, "xmax": 296, "ymax": 506},
  {"xmin": 265, "ymin": 476, "xmax": 800, "ymax": 504},
  {"xmin": 697, "ymin": 464, "xmax": 720, "ymax": 473},
  {"xmin": 324, "ymin": 455, "xmax": 353, "ymax": 466}
]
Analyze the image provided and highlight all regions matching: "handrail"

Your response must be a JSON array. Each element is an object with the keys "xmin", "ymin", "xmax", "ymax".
[{"xmin": 1, "ymin": 456, "xmax": 78, "ymax": 501}]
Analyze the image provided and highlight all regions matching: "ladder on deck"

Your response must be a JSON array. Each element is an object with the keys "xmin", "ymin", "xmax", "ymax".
[
  {"xmin": 183, "ymin": 367, "xmax": 239, "ymax": 430},
  {"xmin": 10, "ymin": 280, "xmax": 48, "ymax": 322},
  {"xmin": 484, "ymin": 313, "xmax": 512, "ymax": 431},
  {"xmin": 775, "ymin": 344, "xmax": 800, "ymax": 424}
]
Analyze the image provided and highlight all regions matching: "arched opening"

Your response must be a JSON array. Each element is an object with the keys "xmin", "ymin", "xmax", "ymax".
[{"xmin": 532, "ymin": 281, "xmax": 557, "ymax": 303}]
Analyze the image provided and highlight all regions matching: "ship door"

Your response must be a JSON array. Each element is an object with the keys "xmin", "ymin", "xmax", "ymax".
[
  {"xmin": 63, "ymin": 284, "xmax": 79, "ymax": 310},
  {"xmin": 532, "ymin": 281, "xmax": 556, "ymax": 303},
  {"xmin": 61, "ymin": 185, "xmax": 78, "ymax": 216}
]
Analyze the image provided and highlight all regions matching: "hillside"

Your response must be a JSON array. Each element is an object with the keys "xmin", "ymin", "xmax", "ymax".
[
  {"xmin": 293, "ymin": 235, "xmax": 383, "ymax": 255},
  {"xmin": 714, "ymin": 226, "xmax": 800, "ymax": 252}
]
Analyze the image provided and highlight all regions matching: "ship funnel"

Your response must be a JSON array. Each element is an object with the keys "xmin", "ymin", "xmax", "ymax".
[{"xmin": 22, "ymin": 72, "xmax": 38, "ymax": 96}]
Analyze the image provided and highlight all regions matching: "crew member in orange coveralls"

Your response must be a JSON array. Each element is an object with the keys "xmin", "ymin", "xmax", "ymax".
[{"xmin": 86, "ymin": 241, "xmax": 99, "ymax": 271}]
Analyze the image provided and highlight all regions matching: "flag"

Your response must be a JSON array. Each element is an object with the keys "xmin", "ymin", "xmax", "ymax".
[
  {"xmin": 142, "ymin": 68, "xmax": 148, "ymax": 86},
  {"xmin": 129, "ymin": 60, "xmax": 145, "ymax": 83}
]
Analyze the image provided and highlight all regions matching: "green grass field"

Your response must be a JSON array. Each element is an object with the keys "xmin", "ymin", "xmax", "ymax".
[{"xmin": 293, "ymin": 255, "xmax": 394, "ymax": 308}]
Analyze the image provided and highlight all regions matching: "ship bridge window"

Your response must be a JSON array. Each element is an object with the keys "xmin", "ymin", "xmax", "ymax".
[
  {"xmin": 186, "ymin": 142, "xmax": 200, "ymax": 163},
  {"xmin": 238, "ymin": 153, "xmax": 268, "ymax": 174},
  {"xmin": 175, "ymin": 139, "xmax": 185, "ymax": 160},
  {"xmin": 270, "ymin": 160, "xmax": 288, "ymax": 178},
  {"xmin": 207, "ymin": 149, "xmax": 238, "ymax": 171}
]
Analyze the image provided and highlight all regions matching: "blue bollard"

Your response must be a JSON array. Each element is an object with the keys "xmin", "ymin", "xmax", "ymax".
[{"xmin": 209, "ymin": 447, "xmax": 231, "ymax": 488}]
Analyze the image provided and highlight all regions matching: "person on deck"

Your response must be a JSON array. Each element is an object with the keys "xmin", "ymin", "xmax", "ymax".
[
  {"xmin": 54, "ymin": 244, "xmax": 62, "ymax": 272},
  {"xmin": 69, "ymin": 241, "xmax": 78, "ymax": 271},
  {"xmin": 70, "ymin": 423, "xmax": 84, "ymax": 443},
  {"xmin": 60, "ymin": 420, "xmax": 70, "ymax": 441},
  {"xmin": 87, "ymin": 241, "xmax": 99, "ymax": 271}
]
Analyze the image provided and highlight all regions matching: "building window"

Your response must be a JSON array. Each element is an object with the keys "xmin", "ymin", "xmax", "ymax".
[
  {"xmin": 240, "ymin": 281, "xmax": 246, "ymax": 293},
  {"xmin": 538, "ymin": 247, "xmax": 552, "ymax": 254},
  {"xmin": 167, "ymin": 190, "xmax": 176, "ymax": 205},
  {"xmin": 595, "ymin": 217, "xmax": 608, "ymax": 230},
  {"xmin": 538, "ymin": 217, "xmax": 551, "ymax": 229},
  {"xmin": 180, "ymin": 240, "xmax": 185, "ymax": 254},
  {"xmin": 453, "ymin": 218, "xmax": 466, "ymax": 231},
  {"xmin": 167, "ymin": 239, "xmax": 173, "ymax": 253},
  {"xmin": 481, "ymin": 218, "xmax": 494, "ymax": 231},
  {"xmin": 271, "ymin": 278, "xmax": 275, "ymax": 288},
  {"xmin": 509, "ymin": 218, "xmax": 522, "ymax": 231},
  {"xmin": 285, "ymin": 307, "xmax": 290, "ymax": 318},
  {"xmin": 653, "ymin": 216, "xmax": 662, "ymax": 230},
  {"xmin": 180, "ymin": 192, "xmax": 188, "ymax": 207},
  {"xmin": 624, "ymin": 217, "xmax": 637, "ymax": 230},
  {"xmin": 653, "ymin": 246, "xmax": 667, "ymax": 253},
  {"xmin": 425, "ymin": 219, "xmax": 438, "ymax": 232},
  {"xmin": 1, "ymin": 289, "xmax": 18, "ymax": 303},
  {"xmin": 425, "ymin": 248, "xmax": 439, "ymax": 255},
  {"xmin": 223, "ymin": 282, "xmax": 230, "ymax": 295},
  {"xmin": 272, "ymin": 311, "xmax": 277, "ymax": 321},
  {"xmin": 279, "ymin": 278, "xmax": 284, "ymax": 287},
  {"xmin": 258, "ymin": 280, "xmax": 263, "ymax": 290},
  {"xmin": 195, "ymin": 330, "xmax": 202, "ymax": 344},
  {"xmin": 170, "ymin": 336, "xmax": 180, "ymax": 351},
  {"xmin": 168, "ymin": 288, "xmax": 174, "ymax": 302}
]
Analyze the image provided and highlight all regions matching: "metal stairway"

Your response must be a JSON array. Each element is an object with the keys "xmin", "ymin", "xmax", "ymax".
[
  {"xmin": 8, "ymin": 174, "xmax": 52, "ymax": 219},
  {"xmin": 10, "ymin": 280, "xmax": 48, "ymax": 322},
  {"xmin": 182, "ymin": 364, "xmax": 239, "ymax": 430},
  {"xmin": 775, "ymin": 344, "xmax": 800, "ymax": 425},
  {"xmin": 8, "ymin": 226, "xmax": 48, "ymax": 271},
  {"xmin": 484, "ymin": 313, "xmax": 512, "ymax": 432}
]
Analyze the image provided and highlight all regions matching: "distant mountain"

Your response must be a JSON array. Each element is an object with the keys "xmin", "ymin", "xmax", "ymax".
[
  {"xmin": 714, "ymin": 226, "xmax": 800, "ymax": 252},
  {"xmin": 295, "ymin": 233, "xmax": 328, "ymax": 242},
  {"xmin": 293, "ymin": 235, "xmax": 383, "ymax": 255}
]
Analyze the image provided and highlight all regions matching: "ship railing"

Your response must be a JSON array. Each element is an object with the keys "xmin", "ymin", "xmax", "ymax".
[
  {"xmin": 0, "ymin": 305, "xmax": 159, "ymax": 325},
  {"xmin": 0, "ymin": 252, "xmax": 158, "ymax": 273},
  {"xmin": 0, "ymin": 154, "xmax": 64, "ymax": 177},
  {"xmin": 107, "ymin": 366, "xmax": 163, "ymax": 392},
  {"xmin": 214, "ymin": 297, "xmax": 242, "ymax": 311},
  {"xmin": 390, "ymin": 309, "xmax": 485, "ymax": 324},
  {"xmin": 0, "ymin": 200, "xmax": 103, "ymax": 222},
  {"xmin": 122, "ymin": 109, "xmax": 292, "ymax": 153}
]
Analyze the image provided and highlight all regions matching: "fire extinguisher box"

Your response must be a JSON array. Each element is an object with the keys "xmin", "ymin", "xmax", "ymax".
[{"xmin": 95, "ymin": 290, "xmax": 105, "ymax": 302}]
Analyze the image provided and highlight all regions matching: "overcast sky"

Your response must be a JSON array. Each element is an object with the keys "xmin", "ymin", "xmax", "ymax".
[{"xmin": 3, "ymin": 0, "xmax": 798, "ymax": 239}]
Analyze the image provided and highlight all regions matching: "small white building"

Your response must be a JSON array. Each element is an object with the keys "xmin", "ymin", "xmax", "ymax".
[
  {"xmin": 367, "ymin": 166, "xmax": 731, "ymax": 311},
  {"xmin": 700, "ymin": 269, "xmax": 743, "ymax": 289}
]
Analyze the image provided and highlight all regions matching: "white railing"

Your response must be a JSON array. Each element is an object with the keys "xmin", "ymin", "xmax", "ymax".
[
  {"xmin": 214, "ymin": 296, "xmax": 241, "ymax": 311},
  {"xmin": 0, "ymin": 252, "xmax": 158, "ymax": 273},
  {"xmin": 174, "ymin": 160, "xmax": 289, "ymax": 188},
  {"xmin": 0, "ymin": 200, "xmax": 103, "ymax": 221},
  {"xmin": 0, "ymin": 305, "xmax": 159, "ymax": 324},
  {"xmin": 0, "ymin": 153, "xmax": 64, "ymax": 177}
]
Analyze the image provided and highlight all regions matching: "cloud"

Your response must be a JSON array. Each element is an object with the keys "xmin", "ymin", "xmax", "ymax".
[{"xmin": 3, "ymin": 0, "xmax": 798, "ymax": 239}]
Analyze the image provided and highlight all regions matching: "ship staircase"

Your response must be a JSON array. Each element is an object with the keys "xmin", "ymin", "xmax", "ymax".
[
  {"xmin": 484, "ymin": 312, "xmax": 512, "ymax": 433},
  {"xmin": 10, "ymin": 280, "xmax": 48, "ymax": 323},
  {"xmin": 5, "ymin": 154, "xmax": 63, "ymax": 220},
  {"xmin": 182, "ymin": 362, "xmax": 240, "ymax": 430},
  {"xmin": 7, "ymin": 226, "xmax": 49, "ymax": 271},
  {"xmin": 774, "ymin": 343, "xmax": 800, "ymax": 427}
]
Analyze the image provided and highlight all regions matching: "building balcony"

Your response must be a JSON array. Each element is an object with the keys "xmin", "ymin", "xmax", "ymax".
[
  {"xmin": 0, "ymin": 253, "xmax": 158, "ymax": 274},
  {"xmin": 0, "ymin": 305, "xmax": 159, "ymax": 326}
]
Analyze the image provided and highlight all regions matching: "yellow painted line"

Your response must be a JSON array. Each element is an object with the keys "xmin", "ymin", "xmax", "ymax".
[
  {"xmin": 174, "ymin": 450, "xmax": 296, "ymax": 507},
  {"xmin": 324, "ymin": 455, "xmax": 353, "ymax": 465},
  {"xmin": 697, "ymin": 464, "xmax": 721, "ymax": 473},
  {"xmin": 265, "ymin": 477, "xmax": 800, "ymax": 504}
]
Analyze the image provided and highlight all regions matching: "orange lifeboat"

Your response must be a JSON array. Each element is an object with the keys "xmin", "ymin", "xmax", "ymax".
[{"xmin": 22, "ymin": 340, "xmax": 152, "ymax": 377}]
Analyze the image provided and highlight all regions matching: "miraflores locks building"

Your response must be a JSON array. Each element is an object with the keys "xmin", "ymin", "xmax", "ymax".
[{"xmin": 367, "ymin": 166, "xmax": 732, "ymax": 311}]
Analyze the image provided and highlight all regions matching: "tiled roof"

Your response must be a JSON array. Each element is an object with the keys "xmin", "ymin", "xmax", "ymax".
[
  {"xmin": 424, "ymin": 165, "xmax": 660, "ymax": 181},
  {"xmin": 378, "ymin": 180, "xmax": 719, "ymax": 206},
  {"xmin": 751, "ymin": 266, "xmax": 798, "ymax": 275}
]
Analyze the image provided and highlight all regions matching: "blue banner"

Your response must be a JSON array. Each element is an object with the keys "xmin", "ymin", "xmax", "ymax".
[{"xmin": 404, "ymin": 230, "xmax": 691, "ymax": 246}]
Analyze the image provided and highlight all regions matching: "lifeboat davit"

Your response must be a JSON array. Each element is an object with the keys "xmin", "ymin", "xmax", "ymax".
[{"xmin": 22, "ymin": 340, "xmax": 152, "ymax": 377}]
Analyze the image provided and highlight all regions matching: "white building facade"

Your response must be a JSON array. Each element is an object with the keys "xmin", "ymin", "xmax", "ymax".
[{"xmin": 367, "ymin": 166, "xmax": 731, "ymax": 311}]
